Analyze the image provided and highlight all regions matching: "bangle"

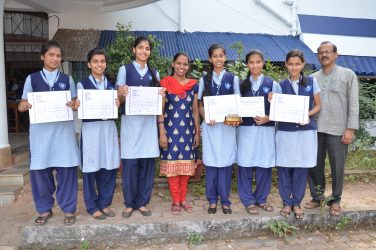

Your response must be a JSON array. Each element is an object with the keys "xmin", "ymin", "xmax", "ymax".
[{"xmin": 158, "ymin": 121, "xmax": 164, "ymax": 124}]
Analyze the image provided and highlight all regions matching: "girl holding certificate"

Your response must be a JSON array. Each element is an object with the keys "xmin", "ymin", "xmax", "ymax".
[
  {"xmin": 18, "ymin": 40, "xmax": 80, "ymax": 226},
  {"xmin": 198, "ymin": 44, "xmax": 240, "ymax": 215},
  {"xmin": 237, "ymin": 50, "xmax": 278, "ymax": 215},
  {"xmin": 117, "ymin": 36, "xmax": 165, "ymax": 218},
  {"xmin": 77, "ymin": 48, "xmax": 120, "ymax": 220},
  {"xmin": 273, "ymin": 50, "xmax": 321, "ymax": 220},
  {"xmin": 158, "ymin": 52, "xmax": 200, "ymax": 215}
]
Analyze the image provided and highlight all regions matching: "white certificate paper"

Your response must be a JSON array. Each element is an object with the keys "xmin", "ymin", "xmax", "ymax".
[
  {"xmin": 204, "ymin": 95, "xmax": 238, "ymax": 123},
  {"xmin": 77, "ymin": 89, "xmax": 118, "ymax": 119},
  {"xmin": 269, "ymin": 93, "xmax": 309, "ymax": 124},
  {"xmin": 238, "ymin": 96, "xmax": 265, "ymax": 117},
  {"xmin": 203, "ymin": 95, "xmax": 265, "ymax": 123},
  {"xmin": 27, "ymin": 91, "xmax": 73, "ymax": 124},
  {"xmin": 125, "ymin": 86, "xmax": 162, "ymax": 115}
]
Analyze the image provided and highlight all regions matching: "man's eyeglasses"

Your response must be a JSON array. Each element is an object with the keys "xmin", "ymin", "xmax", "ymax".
[{"xmin": 318, "ymin": 51, "xmax": 334, "ymax": 56}]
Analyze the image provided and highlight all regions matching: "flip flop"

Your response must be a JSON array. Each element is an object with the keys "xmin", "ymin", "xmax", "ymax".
[
  {"xmin": 171, "ymin": 203, "xmax": 181, "ymax": 215},
  {"xmin": 34, "ymin": 212, "xmax": 53, "ymax": 226},
  {"xmin": 64, "ymin": 215, "xmax": 76, "ymax": 226}
]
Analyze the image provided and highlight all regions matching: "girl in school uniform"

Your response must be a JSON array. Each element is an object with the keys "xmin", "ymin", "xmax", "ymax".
[
  {"xmin": 237, "ymin": 50, "xmax": 278, "ymax": 215},
  {"xmin": 198, "ymin": 44, "xmax": 240, "ymax": 215},
  {"xmin": 117, "ymin": 36, "xmax": 165, "ymax": 218},
  {"xmin": 18, "ymin": 40, "xmax": 80, "ymax": 226},
  {"xmin": 273, "ymin": 49, "xmax": 321, "ymax": 220},
  {"xmin": 158, "ymin": 52, "xmax": 200, "ymax": 215},
  {"xmin": 77, "ymin": 48, "xmax": 120, "ymax": 220}
]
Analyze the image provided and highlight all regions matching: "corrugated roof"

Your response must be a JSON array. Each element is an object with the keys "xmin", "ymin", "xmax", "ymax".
[
  {"xmin": 98, "ymin": 30, "xmax": 319, "ymax": 64},
  {"xmin": 335, "ymin": 55, "xmax": 376, "ymax": 76},
  {"xmin": 53, "ymin": 29, "xmax": 101, "ymax": 61}
]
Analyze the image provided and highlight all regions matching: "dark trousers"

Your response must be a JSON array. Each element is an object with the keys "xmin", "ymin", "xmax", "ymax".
[
  {"xmin": 30, "ymin": 167, "xmax": 78, "ymax": 214},
  {"xmin": 308, "ymin": 132, "xmax": 348, "ymax": 204},
  {"xmin": 238, "ymin": 166, "xmax": 272, "ymax": 207},
  {"xmin": 278, "ymin": 167, "xmax": 308, "ymax": 207},
  {"xmin": 83, "ymin": 168, "xmax": 117, "ymax": 215},
  {"xmin": 121, "ymin": 158, "xmax": 155, "ymax": 208},
  {"xmin": 205, "ymin": 165, "xmax": 232, "ymax": 206}
]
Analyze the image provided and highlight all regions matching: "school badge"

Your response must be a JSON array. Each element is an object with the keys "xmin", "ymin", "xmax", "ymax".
[
  {"xmin": 263, "ymin": 87, "xmax": 270, "ymax": 93},
  {"xmin": 224, "ymin": 82, "xmax": 231, "ymax": 89},
  {"xmin": 304, "ymin": 85, "xmax": 312, "ymax": 92},
  {"xmin": 58, "ymin": 82, "xmax": 67, "ymax": 89}
]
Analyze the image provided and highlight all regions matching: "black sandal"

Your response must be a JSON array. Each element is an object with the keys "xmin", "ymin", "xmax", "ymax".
[
  {"xmin": 292, "ymin": 205, "xmax": 304, "ymax": 220},
  {"xmin": 257, "ymin": 203, "xmax": 274, "ymax": 212},
  {"xmin": 64, "ymin": 215, "xmax": 76, "ymax": 225},
  {"xmin": 34, "ymin": 211, "xmax": 53, "ymax": 226}
]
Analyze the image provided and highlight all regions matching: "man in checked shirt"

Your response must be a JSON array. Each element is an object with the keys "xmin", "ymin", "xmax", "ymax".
[{"xmin": 304, "ymin": 41, "xmax": 359, "ymax": 216}]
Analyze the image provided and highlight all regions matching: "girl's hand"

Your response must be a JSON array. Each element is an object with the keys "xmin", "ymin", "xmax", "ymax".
[
  {"xmin": 193, "ymin": 133, "xmax": 200, "ymax": 148},
  {"xmin": 159, "ymin": 87, "xmax": 167, "ymax": 97},
  {"xmin": 254, "ymin": 115, "xmax": 269, "ymax": 125},
  {"xmin": 207, "ymin": 120, "xmax": 216, "ymax": 126},
  {"xmin": 119, "ymin": 85, "xmax": 129, "ymax": 97},
  {"xmin": 67, "ymin": 99, "xmax": 79, "ymax": 110},
  {"xmin": 159, "ymin": 133, "xmax": 168, "ymax": 150},
  {"xmin": 268, "ymin": 92, "xmax": 274, "ymax": 102},
  {"xmin": 18, "ymin": 100, "xmax": 32, "ymax": 112},
  {"xmin": 115, "ymin": 98, "xmax": 120, "ymax": 108}
]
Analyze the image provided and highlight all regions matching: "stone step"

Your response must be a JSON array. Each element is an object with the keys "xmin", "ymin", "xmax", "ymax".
[
  {"xmin": 0, "ymin": 185, "xmax": 23, "ymax": 205},
  {"xmin": 0, "ymin": 165, "xmax": 29, "ymax": 186},
  {"xmin": 11, "ymin": 144, "xmax": 29, "ymax": 165}
]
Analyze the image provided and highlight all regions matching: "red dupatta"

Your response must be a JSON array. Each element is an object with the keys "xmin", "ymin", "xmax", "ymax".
[{"xmin": 160, "ymin": 76, "xmax": 197, "ymax": 97}]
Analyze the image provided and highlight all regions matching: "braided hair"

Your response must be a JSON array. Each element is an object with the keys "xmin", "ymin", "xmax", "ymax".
[
  {"xmin": 133, "ymin": 36, "xmax": 160, "ymax": 87},
  {"xmin": 203, "ymin": 44, "xmax": 226, "ymax": 97},
  {"xmin": 240, "ymin": 49, "xmax": 264, "ymax": 96},
  {"xmin": 285, "ymin": 49, "xmax": 307, "ymax": 87}
]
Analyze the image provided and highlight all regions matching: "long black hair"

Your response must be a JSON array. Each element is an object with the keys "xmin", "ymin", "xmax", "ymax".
[
  {"xmin": 240, "ymin": 49, "xmax": 264, "ymax": 96},
  {"xmin": 170, "ymin": 52, "xmax": 190, "ymax": 76},
  {"xmin": 285, "ymin": 49, "xmax": 307, "ymax": 87},
  {"xmin": 203, "ymin": 44, "xmax": 226, "ymax": 97},
  {"xmin": 133, "ymin": 36, "xmax": 159, "ymax": 87}
]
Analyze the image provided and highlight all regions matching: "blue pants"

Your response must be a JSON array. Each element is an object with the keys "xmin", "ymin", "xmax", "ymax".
[
  {"xmin": 83, "ymin": 168, "xmax": 117, "ymax": 215},
  {"xmin": 121, "ymin": 158, "xmax": 155, "ymax": 208},
  {"xmin": 30, "ymin": 167, "xmax": 78, "ymax": 214},
  {"xmin": 205, "ymin": 165, "xmax": 232, "ymax": 206},
  {"xmin": 278, "ymin": 167, "xmax": 308, "ymax": 207},
  {"xmin": 238, "ymin": 166, "xmax": 272, "ymax": 207}
]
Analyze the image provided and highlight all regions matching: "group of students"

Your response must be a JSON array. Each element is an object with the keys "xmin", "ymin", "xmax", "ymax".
[{"xmin": 18, "ymin": 37, "xmax": 321, "ymax": 226}]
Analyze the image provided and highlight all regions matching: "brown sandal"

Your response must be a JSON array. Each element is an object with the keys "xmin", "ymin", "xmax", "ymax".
[
  {"xmin": 329, "ymin": 203, "xmax": 342, "ymax": 216},
  {"xmin": 280, "ymin": 206, "xmax": 291, "ymax": 217},
  {"xmin": 257, "ymin": 203, "xmax": 274, "ymax": 212},
  {"xmin": 304, "ymin": 201, "xmax": 321, "ymax": 209},
  {"xmin": 171, "ymin": 203, "xmax": 181, "ymax": 215},
  {"xmin": 246, "ymin": 205, "xmax": 258, "ymax": 215}
]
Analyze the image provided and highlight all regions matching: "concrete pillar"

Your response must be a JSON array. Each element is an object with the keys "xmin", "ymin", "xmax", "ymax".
[{"xmin": 0, "ymin": 0, "xmax": 12, "ymax": 168}]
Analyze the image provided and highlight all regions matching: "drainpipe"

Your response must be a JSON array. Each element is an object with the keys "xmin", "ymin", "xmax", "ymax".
[
  {"xmin": 179, "ymin": 0, "xmax": 184, "ymax": 32},
  {"xmin": 254, "ymin": 0, "xmax": 298, "ymax": 36}
]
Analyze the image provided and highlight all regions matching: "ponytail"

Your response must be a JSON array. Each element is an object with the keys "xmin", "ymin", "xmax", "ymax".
[
  {"xmin": 147, "ymin": 61, "xmax": 159, "ymax": 87},
  {"xmin": 240, "ymin": 71, "xmax": 252, "ymax": 96}
]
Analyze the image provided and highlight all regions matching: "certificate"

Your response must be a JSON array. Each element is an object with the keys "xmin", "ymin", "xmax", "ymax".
[
  {"xmin": 203, "ymin": 95, "xmax": 266, "ymax": 123},
  {"xmin": 125, "ymin": 86, "xmax": 162, "ymax": 115},
  {"xmin": 77, "ymin": 89, "xmax": 118, "ymax": 119},
  {"xmin": 203, "ymin": 95, "xmax": 238, "ymax": 123},
  {"xmin": 238, "ymin": 96, "xmax": 265, "ymax": 117},
  {"xmin": 269, "ymin": 93, "xmax": 309, "ymax": 124},
  {"xmin": 27, "ymin": 91, "xmax": 73, "ymax": 124}
]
